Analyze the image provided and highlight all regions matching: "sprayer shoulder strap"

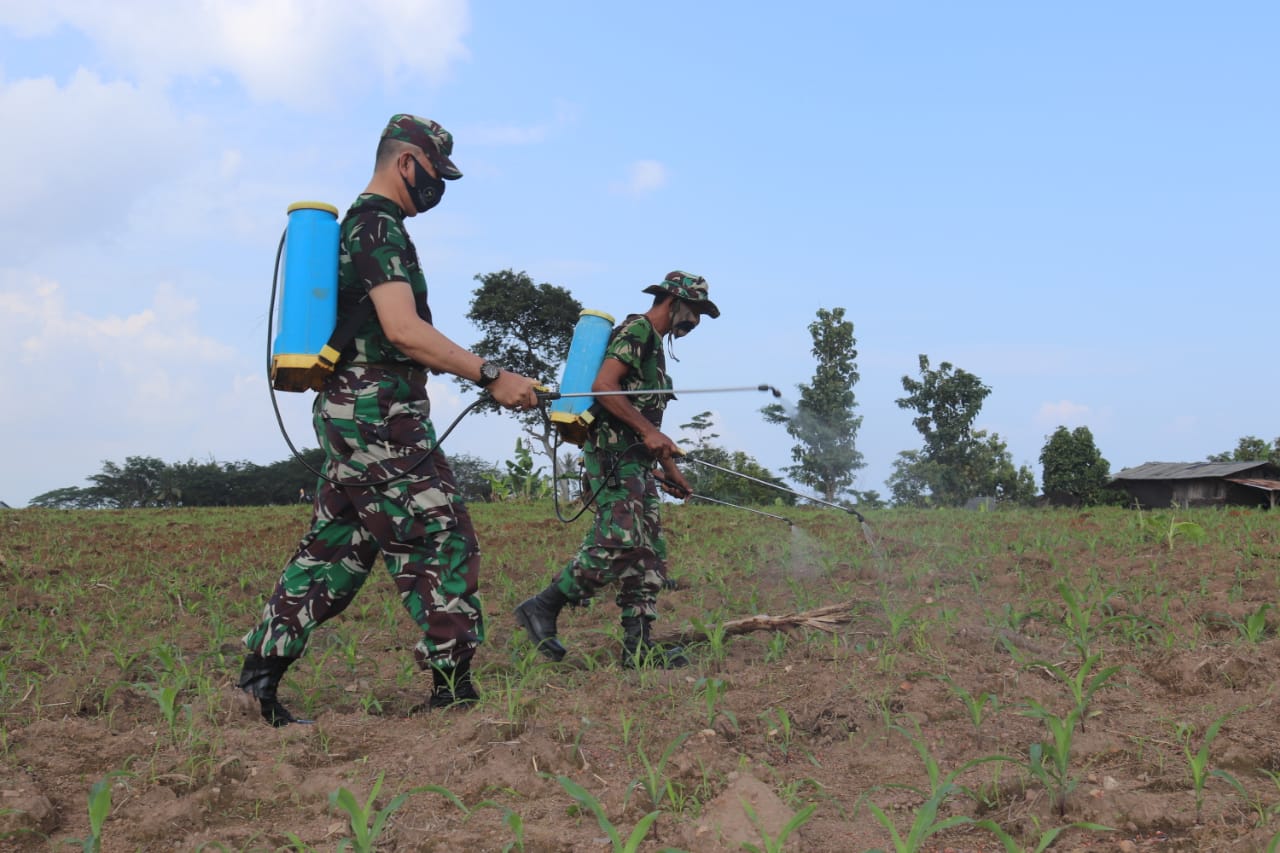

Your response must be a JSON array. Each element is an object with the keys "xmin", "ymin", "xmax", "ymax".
[
  {"xmin": 324, "ymin": 196, "xmax": 407, "ymax": 360},
  {"xmin": 326, "ymin": 296, "xmax": 374, "ymax": 357},
  {"xmin": 586, "ymin": 316, "xmax": 660, "ymax": 439}
]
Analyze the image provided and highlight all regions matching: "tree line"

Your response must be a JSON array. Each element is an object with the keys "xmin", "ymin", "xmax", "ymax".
[{"xmin": 28, "ymin": 452, "xmax": 508, "ymax": 509}]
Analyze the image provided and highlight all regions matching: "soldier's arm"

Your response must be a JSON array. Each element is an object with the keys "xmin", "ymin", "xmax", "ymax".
[
  {"xmin": 592, "ymin": 358, "xmax": 680, "ymax": 459},
  {"xmin": 370, "ymin": 281, "xmax": 537, "ymax": 408}
]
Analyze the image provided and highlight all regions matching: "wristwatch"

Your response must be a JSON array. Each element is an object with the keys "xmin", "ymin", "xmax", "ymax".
[{"xmin": 477, "ymin": 361, "xmax": 502, "ymax": 389}]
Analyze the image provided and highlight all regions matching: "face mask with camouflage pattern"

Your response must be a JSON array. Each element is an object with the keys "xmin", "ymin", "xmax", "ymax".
[{"xmin": 670, "ymin": 300, "xmax": 700, "ymax": 338}]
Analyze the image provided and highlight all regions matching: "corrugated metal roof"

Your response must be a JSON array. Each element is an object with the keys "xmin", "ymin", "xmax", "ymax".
[
  {"xmin": 1112, "ymin": 461, "xmax": 1278, "ymax": 480},
  {"xmin": 1225, "ymin": 477, "xmax": 1280, "ymax": 492}
]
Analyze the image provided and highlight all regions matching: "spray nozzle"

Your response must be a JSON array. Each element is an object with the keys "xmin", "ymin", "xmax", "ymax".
[{"xmin": 757, "ymin": 384, "xmax": 782, "ymax": 398}]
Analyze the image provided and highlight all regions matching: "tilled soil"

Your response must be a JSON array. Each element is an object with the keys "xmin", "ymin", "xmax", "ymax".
[{"xmin": 1, "ymin": 504, "xmax": 1278, "ymax": 851}]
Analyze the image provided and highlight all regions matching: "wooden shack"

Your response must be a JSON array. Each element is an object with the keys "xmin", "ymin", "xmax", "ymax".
[{"xmin": 1111, "ymin": 461, "xmax": 1280, "ymax": 509}]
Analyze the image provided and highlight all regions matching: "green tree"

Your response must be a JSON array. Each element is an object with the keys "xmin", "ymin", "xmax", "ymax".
[
  {"xmin": 449, "ymin": 453, "xmax": 500, "ymax": 503},
  {"xmin": 88, "ymin": 456, "xmax": 169, "ymax": 508},
  {"xmin": 168, "ymin": 458, "xmax": 233, "ymax": 506},
  {"xmin": 973, "ymin": 429, "xmax": 1038, "ymax": 506},
  {"xmin": 1207, "ymin": 435, "xmax": 1280, "ymax": 466},
  {"xmin": 461, "ymin": 269, "xmax": 582, "ymax": 466},
  {"xmin": 1040, "ymin": 426, "xmax": 1113, "ymax": 506},
  {"xmin": 890, "ymin": 355, "xmax": 1034, "ymax": 506},
  {"xmin": 27, "ymin": 486, "xmax": 110, "ymax": 509},
  {"xmin": 761, "ymin": 307, "xmax": 864, "ymax": 502}
]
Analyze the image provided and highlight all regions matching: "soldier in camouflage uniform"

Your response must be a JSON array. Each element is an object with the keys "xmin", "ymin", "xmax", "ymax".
[
  {"xmin": 514, "ymin": 272, "xmax": 719, "ymax": 668},
  {"xmin": 238, "ymin": 115, "xmax": 541, "ymax": 726}
]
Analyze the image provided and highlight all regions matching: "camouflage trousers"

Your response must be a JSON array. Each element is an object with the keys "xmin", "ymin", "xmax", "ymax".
[
  {"xmin": 242, "ymin": 366, "xmax": 483, "ymax": 670},
  {"xmin": 554, "ymin": 447, "xmax": 668, "ymax": 620}
]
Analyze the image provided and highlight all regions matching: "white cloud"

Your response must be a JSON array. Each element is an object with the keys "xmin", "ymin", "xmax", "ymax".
[
  {"xmin": 1, "ymin": 273, "xmax": 236, "ymax": 412},
  {"xmin": 0, "ymin": 0, "xmax": 471, "ymax": 109},
  {"xmin": 0, "ymin": 68, "xmax": 191, "ymax": 252},
  {"xmin": 615, "ymin": 159, "xmax": 668, "ymax": 196},
  {"xmin": 0, "ymin": 271, "xmax": 247, "ymax": 497},
  {"xmin": 1034, "ymin": 399, "xmax": 1091, "ymax": 427}
]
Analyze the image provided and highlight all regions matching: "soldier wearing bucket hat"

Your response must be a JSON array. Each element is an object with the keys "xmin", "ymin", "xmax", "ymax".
[
  {"xmin": 238, "ymin": 115, "xmax": 541, "ymax": 726},
  {"xmin": 515, "ymin": 271, "xmax": 719, "ymax": 669},
  {"xmin": 642, "ymin": 271, "xmax": 720, "ymax": 318}
]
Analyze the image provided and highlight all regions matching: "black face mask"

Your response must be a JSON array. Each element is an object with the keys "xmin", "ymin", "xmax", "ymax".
[{"xmin": 403, "ymin": 156, "xmax": 446, "ymax": 213}]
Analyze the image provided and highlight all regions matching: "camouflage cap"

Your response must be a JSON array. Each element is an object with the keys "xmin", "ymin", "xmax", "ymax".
[
  {"xmin": 381, "ymin": 114, "xmax": 463, "ymax": 180},
  {"xmin": 642, "ymin": 270, "xmax": 720, "ymax": 318}
]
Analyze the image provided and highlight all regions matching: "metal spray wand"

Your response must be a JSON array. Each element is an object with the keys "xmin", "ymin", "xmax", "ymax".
[
  {"xmin": 537, "ymin": 383, "xmax": 782, "ymax": 401},
  {"xmin": 681, "ymin": 456, "xmax": 867, "ymax": 523}
]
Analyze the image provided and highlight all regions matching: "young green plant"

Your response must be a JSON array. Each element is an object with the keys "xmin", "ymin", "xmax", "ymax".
[
  {"xmin": 1021, "ymin": 702, "xmax": 1081, "ymax": 818},
  {"xmin": 66, "ymin": 771, "xmax": 134, "ymax": 853},
  {"xmin": 328, "ymin": 771, "xmax": 427, "ymax": 853},
  {"xmin": 740, "ymin": 800, "xmax": 818, "ymax": 853},
  {"xmin": 630, "ymin": 732, "xmax": 691, "ymax": 811},
  {"xmin": 552, "ymin": 774, "xmax": 669, "ymax": 853},
  {"xmin": 1176, "ymin": 710, "xmax": 1236, "ymax": 823},
  {"xmin": 861, "ymin": 723, "xmax": 1010, "ymax": 853}
]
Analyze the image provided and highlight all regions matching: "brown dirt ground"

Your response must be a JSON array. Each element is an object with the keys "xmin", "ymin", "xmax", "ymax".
[{"xmin": 1, "ymin": 503, "xmax": 1279, "ymax": 852}]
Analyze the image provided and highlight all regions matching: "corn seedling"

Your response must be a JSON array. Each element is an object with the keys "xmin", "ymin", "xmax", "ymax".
[
  {"xmin": 1021, "ymin": 702, "xmax": 1081, "ymax": 818},
  {"xmin": 761, "ymin": 707, "xmax": 796, "ymax": 762},
  {"xmin": 1176, "ymin": 710, "xmax": 1236, "ymax": 823},
  {"xmin": 881, "ymin": 600, "xmax": 926, "ymax": 645},
  {"xmin": 778, "ymin": 777, "xmax": 831, "ymax": 811},
  {"xmin": 66, "ymin": 770, "xmax": 133, "ymax": 853},
  {"xmin": 629, "ymin": 732, "xmax": 691, "ymax": 811},
  {"xmin": 1214, "ymin": 768, "xmax": 1273, "ymax": 828},
  {"xmin": 690, "ymin": 616, "xmax": 731, "ymax": 663},
  {"xmin": 739, "ymin": 800, "xmax": 818, "ymax": 853},
  {"xmin": 1136, "ymin": 509, "xmax": 1207, "ymax": 551},
  {"xmin": 619, "ymin": 709, "xmax": 639, "ymax": 747},
  {"xmin": 861, "ymin": 723, "xmax": 1010, "ymax": 853},
  {"xmin": 551, "ymin": 774, "xmax": 670, "ymax": 853},
  {"xmin": 764, "ymin": 631, "xmax": 788, "ymax": 663},
  {"xmin": 135, "ymin": 682, "xmax": 185, "ymax": 740},
  {"xmin": 328, "ymin": 771, "xmax": 426, "ymax": 853},
  {"xmin": 1233, "ymin": 602, "xmax": 1272, "ymax": 644},
  {"xmin": 473, "ymin": 800, "xmax": 528, "ymax": 852},
  {"xmin": 1054, "ymin": 579, "xmax": 1119, "ymax": 662},
  {"xmin": 974, "ymin": 816, "xmax": 1113, "ymax": 852},
  {"xmin": 937, "ymin": 675, "xmax": 999, "ymax": 731},
  {"xmin": 695, "ymin": 677, "xmax": 736, "ymax": 730},
  {"xmin": 1025, "ymin": 651, "xmax": 1121, "ymax": 732}
]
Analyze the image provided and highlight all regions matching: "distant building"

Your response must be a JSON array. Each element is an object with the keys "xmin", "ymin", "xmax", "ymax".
[{"xmin": 1111, "ymin": 461, "xmax": 1280, "ymax": 509}]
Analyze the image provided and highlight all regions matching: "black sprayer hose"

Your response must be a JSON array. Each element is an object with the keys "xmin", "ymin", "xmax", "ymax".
[
  {"xmin": 681, "ymin": 455, "xmax": 867, "ymax": 522},
  {"xmin": 266, "ymin": 227, "xmax": 489, "ymax": 490},
  {"xmin": 544, "ymin": 417, "xmax": 646, "ymax": 525}
]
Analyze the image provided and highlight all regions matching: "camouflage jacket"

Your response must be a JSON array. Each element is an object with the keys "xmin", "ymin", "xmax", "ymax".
[
  {"xmin": 335, "ymin": 193, "xmax": 432, "ymax": 366},
  {"xmin": 589, "ymin": 314, "xmax": 673, "ymax": 455}
]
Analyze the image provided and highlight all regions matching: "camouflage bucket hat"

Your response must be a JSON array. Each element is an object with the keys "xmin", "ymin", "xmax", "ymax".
[
  {"xmin": 381, "ymin": 114, "xmax": 463, "ymax": 180},
  {"xmin": 642, "ymin": 271, "xmax": 720, "ymax": 318}
]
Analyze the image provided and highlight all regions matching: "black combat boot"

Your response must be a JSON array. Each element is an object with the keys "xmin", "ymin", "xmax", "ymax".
[
  {"xmin": 513, "ymin": 584, "xmax": 571, "ymax": 661},
  {"xmin": 428, "ymin": 657, "xmax": 480, "ymax": 709},
  {"xmin": 621, "ymin": 616, "xmax": 689, "ymax": 669},
  {"xmin": 237, "ymin": 653, "xmax": 304, "ymax": 727}
]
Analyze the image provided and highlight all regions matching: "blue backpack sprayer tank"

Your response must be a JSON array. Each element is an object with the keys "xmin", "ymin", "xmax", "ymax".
[
  {"xmin": 270, "ymin": 201, "xmax": 342, "ymax": 392},
  {"xmin": 265, "ymin": 200, "xmax": 482, "ymax": 489},
  {"xmin": 547, "ymin": 309, "xmax": 616, "ymax": 446}
]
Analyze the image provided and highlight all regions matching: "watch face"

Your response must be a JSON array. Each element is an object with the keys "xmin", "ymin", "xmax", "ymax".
[{"xmin": 481, "ymin": 362, "xmax": 501, "ymax": 385}]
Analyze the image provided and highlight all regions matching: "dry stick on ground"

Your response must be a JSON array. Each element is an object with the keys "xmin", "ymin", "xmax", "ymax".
[{"xmin": 655, "ymin": 601, "xmax": 868, "ymax": 646}]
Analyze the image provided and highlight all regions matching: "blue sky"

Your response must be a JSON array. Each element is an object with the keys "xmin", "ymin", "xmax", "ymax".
[{"xmin": 1, "ymin": 2, "xmax": 1276, "ymax": 507}]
